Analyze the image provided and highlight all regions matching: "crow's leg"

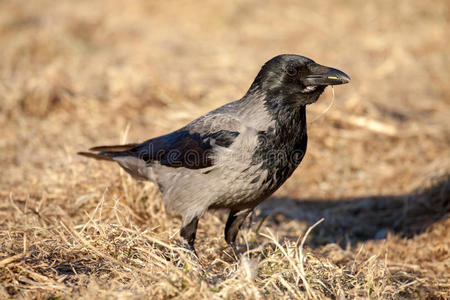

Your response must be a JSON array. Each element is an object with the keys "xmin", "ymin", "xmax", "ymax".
[
  {"xmin": 225, "ymin": 209, "xmax": 252, "ymax": 247},
  {"xmin": 180, "ymin": 216, "xmax": 199, "ymax": 256}
]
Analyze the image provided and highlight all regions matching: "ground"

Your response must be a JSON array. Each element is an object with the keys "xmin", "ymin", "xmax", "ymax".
[{"xmin": 0, "ymin": 0, "xmax": 449, "ymax": 299}]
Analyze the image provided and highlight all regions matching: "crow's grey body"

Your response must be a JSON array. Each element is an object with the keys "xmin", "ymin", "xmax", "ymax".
[
  {"xmin": 115, "ymin": 94, "xmax": 284, "ymax": 225},
  {"xmin": 79, "ymin": 54, "xmax": 350, "ymax": 253}
]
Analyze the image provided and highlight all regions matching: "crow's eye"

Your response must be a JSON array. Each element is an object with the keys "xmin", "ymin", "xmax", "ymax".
[{"xmin": 286, "ymin": 65, "xmax": 297, "ymax": 76}]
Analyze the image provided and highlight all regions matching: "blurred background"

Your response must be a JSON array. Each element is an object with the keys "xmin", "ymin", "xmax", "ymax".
[
  {"xmin": 0, "ymin": 0, "xmax": 449, "ymax": 298},
  {"xmin": 1, "ymin": 0, "xmax": 448, "ymax": 196}
]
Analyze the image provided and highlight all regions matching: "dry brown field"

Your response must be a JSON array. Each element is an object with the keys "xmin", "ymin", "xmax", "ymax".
[{"xmin": 1, "ymin": 0, "xmax": 449, "ymax": 299}]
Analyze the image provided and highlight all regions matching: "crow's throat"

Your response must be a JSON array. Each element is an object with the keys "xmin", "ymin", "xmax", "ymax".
[{"xmin": 251, "ymin": 99, "xmax": 308, "ymax": 190}]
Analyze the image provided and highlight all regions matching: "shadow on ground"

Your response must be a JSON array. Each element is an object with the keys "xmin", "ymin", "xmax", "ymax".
[{"xmin": 257, "ymin": 175, "xmax": 449, "ymax": 247}]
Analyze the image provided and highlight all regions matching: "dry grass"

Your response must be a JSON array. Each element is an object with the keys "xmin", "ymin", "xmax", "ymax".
[{"xmin": 1, "ymin": 0, "xmax": 449, "ymax": 299}]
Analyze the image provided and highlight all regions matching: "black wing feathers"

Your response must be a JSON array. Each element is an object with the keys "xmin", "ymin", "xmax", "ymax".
[
  {"xmin": 130, "ymin": 129, "xmax": 239, "ymax": 169},
  {"xmin": 79, "ymin": 129, "xmax": 239, "ymax": 169}
]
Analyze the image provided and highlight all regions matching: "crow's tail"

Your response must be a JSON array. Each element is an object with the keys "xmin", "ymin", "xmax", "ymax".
[{"xmin": 77, "ymin": 143, "xmax": 139, "ymax": 162}]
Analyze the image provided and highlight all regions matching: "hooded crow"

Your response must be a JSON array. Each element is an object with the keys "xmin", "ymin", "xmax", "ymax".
[{"xmin": 79, "ymin": 54, "xmax": 350, "ymax": 254}]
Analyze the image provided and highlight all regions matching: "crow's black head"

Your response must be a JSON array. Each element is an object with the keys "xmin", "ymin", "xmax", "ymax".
[{"xmin": 248, "ymin": 54, "xmax": 350, "ymax": 106}]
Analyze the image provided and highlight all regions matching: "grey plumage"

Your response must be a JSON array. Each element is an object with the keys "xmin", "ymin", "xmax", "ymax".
[{"xmin": 78, "ymin": 54, "xmax": 350, "ymax": 253}]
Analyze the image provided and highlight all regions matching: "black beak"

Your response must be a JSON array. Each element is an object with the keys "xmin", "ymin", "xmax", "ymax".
[{"xmin": 304, "ymin": 63, "xmax": 350, "ymax": 86}]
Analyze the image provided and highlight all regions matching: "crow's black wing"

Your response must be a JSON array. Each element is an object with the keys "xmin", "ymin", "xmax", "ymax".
[
  {"xmin": 80, "ymin": 113, "xmax": 242, "ymax": 169},
  {"xmin": 130, "ymin": 128, "xmax": 239, "ymax": 169}
]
